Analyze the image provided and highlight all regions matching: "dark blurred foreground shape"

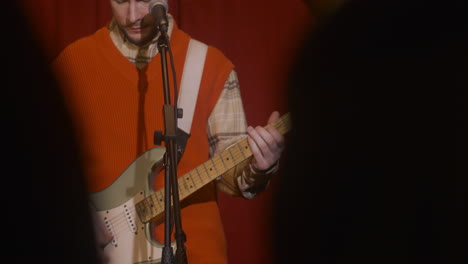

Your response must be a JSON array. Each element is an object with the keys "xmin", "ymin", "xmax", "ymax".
[
  {"xmin": 275, "ymin": 0, "xmax": 467, "ymax": 263},
  {"xmin": 4, "ymin": 2, "xmax": 101, "ymax": 264}
]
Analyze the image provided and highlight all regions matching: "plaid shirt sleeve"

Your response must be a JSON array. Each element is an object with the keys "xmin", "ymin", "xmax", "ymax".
[{"xmin": 208, "ymin": 70, "xmax": 276, "ymax": 199}]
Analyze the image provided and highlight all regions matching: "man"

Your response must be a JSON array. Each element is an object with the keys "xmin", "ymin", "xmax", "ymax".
[{"xmin": 52, "ymin": 0, "xmax": 284, "ymax": 263}]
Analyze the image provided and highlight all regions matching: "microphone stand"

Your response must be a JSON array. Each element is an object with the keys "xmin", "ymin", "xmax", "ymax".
[{"xmin": 155, "ymin": 31, "xmax": 188, "ymax": 264}]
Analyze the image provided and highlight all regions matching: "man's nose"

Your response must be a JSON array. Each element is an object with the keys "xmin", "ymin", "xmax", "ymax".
[{"xmin": 128, "ymin": 2, "xmax": 142, "ymax": 24}]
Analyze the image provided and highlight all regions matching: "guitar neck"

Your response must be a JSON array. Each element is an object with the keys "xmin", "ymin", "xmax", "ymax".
[{"xmin": 136, "ymin": 112, "xmax": 291, "ymax": 223}]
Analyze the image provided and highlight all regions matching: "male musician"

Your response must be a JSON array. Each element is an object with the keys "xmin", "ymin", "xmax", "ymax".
[{"xmin": 52, "ymin": 1, "xmax": 285, "ymax": 263}]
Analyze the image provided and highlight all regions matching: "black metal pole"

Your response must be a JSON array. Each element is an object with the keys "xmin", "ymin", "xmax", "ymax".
[{"xmin": 156, "ymin": 31, "xmax": 187, "ymax": 264}]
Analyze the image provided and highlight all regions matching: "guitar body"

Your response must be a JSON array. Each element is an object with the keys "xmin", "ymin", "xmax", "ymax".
[{"xmin": 89, "ymin": 147, "xmax": 173, "ymax": 264}]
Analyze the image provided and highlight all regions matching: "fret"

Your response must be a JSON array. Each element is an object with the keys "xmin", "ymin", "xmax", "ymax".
[
  {"xmin": 136, "ymin": 198, "xmax": 150, "ymax": 223},
  {"xmin": 178, "ymin": 174, "xmax": 199, "ymax": 199},
  {"xmin": 209, "ymin": 158, "xmax": 219, "ymax": 176},
  {"xmin": 154, "ymin": 195, "xmax": 163, "ymax": 212},
  {"xmin": 236, "ymin": 139, "xmax": 251, "ymax": 159},
  {"xmin": 184, "ymin": 172, "xmax": 197, "ymax": 188},
  {"xmin": 139, "ymin": 193, "xmax": 160, "ymax": 223},
  {"xmin": 272, "ymin": 112, "xmax": 291, "ymax": 134},
  {"xmin": 177, "ymin": 182, "xmax": 186, "ymax": 198},
  {"xmin": 184, "ymin": 173, "xmax": 197, "ymax": 189},
  {"xmin": 211, "ymin": 155, "xmax": 224, "ymax": 172},
  {"xmin": 194, "ymin": 167, "xmax": 204, "ymax": 184},
  {"xmin": 149, "ymin": 194, "xmax": 162, "ymax": 217},
  {"xmin": 181, "ymin": 174, "xmax": 197, "ymax": 198},
  {"xmin": 155, "ymin": 190, "xmax": 164, "ymax": 204},
  {"xmin": 197, "ymin": 164, "xmax": 211, "ymax": 186},
  {"xmin": 217, "ymin": 153, "xmax": 227, "ymax": 170},
  {"xmin": 148, "ymin": 194, "xmax": 157, "ymax": 211},
  {"xmin": 202, "ymin": 162, "xmax": 217, "ymax": 181},
  {"xmin": 146, "ymin": 196, "xmax": 154, "ymax": 216},
  {"xmin": 218, "ymin": 150, "xmax": 232, "ymax": 170},
  {"xmin": 151, "ymin": 192, "xmax": 164, "ymax": 207},
  {"xmin": 227, "ymin": 147, "xmax": 238, "ymax": 164},
  {"xmin": 178, "ymin": 175, "xmax": 190, "ymax": 198}
]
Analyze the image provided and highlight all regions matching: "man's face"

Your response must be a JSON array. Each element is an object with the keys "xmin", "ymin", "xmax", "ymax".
[{"xmin": 110, "ymin": 0, "xmax": 158, "ymax": 46}]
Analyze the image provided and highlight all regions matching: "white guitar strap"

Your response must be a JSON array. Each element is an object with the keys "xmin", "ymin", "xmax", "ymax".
[{"xmin": 177, "ymin": 38, "xmax": 208, "ymax": 134}]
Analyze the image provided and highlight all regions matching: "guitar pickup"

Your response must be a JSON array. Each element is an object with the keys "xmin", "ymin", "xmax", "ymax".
[
  {"xmin": 124, "ymin": 205, "xmax": 138, "ymax": 234},
  {"xmin": 103, "ymin": 215, "xmax": 118, "ymax": 247}
]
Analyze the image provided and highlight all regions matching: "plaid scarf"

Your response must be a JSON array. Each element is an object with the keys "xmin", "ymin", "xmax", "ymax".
[{"xmin": 108, "ymin": 14, "xmax": 175, "ymax": 69}]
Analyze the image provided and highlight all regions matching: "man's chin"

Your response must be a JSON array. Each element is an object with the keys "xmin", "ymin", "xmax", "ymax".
[
  {"xmin": 124, "ymin": 34, "xmax": 143, "ymax": 45},
  {"xmin": 125, "ymin": 32, "xmax": 156, "ymax": 47},
  {"xmin": 127, "ymin": 38, "xmax": 145, "ymax": 46}
]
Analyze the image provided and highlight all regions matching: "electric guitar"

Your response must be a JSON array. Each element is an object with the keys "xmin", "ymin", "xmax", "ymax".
[{"xmin": 89, "ymin": 112, "xmax": 291, "ymax": 264}]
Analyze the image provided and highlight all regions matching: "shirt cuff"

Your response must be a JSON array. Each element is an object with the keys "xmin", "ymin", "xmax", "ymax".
[{"xmin": 237, "ymin": 161, "xmax": 279, "ymax": 199}]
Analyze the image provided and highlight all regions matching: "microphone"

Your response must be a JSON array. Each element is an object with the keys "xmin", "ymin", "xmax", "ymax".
[{"xmin": 149, "ymin": 0, "xmax": 169, "ymax": 34}]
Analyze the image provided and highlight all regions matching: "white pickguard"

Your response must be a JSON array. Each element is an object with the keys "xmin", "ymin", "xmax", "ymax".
[
  {"xmin": 97, "ymin": 192, "xmax": 173, "ymax": 264},
  {"xmin": 90, "ymin": 147, "xmax": 174, "ymax": 264}
]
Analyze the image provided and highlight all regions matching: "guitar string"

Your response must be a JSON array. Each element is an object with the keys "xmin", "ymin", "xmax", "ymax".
[
  {"xmin": 138, "ymin": 149, "xmax": 249, "ymax": 216},
  {"xmin": 137, "ymin": 142, "xmax": 253, "ymax": 222},
  {"xmin": 101, "ymin": 206, "xmax": 138, "ymax": 238},
  {"xmin": 100, "ymin": 114, "xmax": 292, "ymax": 236},
  {"xmin": 112, "ymin": 114, "xmax": 289, "ymax": 222}
]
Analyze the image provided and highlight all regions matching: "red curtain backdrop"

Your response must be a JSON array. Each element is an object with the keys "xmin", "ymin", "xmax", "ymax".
[{"xmin": 20, "ymin": 1, "xmax": 312, "ymax": 263}]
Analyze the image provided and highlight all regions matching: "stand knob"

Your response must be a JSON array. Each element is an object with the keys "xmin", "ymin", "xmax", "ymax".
[
  {"xmin": 154, "ymin": 130, "xmax": 163, "ymax": 145},
  {"xmin": 177, "ymin": 108, "xmax": 183, "ymax": 119}
]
